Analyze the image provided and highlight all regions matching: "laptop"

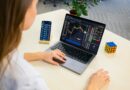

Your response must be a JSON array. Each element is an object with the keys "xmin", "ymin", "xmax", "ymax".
[{"xmin": 47, "ymin": 14, "xmax": 106, "ymax": 74}]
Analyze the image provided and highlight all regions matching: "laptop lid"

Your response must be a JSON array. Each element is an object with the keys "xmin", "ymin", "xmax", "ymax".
[{"xmin": 60, "ymin": 14, "xmax": 106, "ymax": 55}]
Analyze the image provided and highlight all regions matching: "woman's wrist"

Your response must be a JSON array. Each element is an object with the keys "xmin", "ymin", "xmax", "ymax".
[
  {"xmin": 24, "ymin": 52, "xmax": 43, "ymax": 61},
  {"xmin": 86, "ymin": 86, "xmax": 99, "ymax": 90},
  {"xmin": 86, "ymin": 84, "xmax": 99, "ymax": 90}
]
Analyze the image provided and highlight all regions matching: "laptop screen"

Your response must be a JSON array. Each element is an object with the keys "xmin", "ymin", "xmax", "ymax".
[{"xmin": 60, "ymin": 14, "xmax": 106, "ymax": 54}]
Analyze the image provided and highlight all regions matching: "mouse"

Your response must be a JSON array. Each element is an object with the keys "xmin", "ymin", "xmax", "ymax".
[{"xmin": 53, "ymin": 57, "xmax": 65, "ymax": 64}]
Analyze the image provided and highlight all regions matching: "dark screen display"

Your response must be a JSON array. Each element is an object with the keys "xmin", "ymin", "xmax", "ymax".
[{"xmin": 60, "ymin": 14, "xmax": 105, "ymax": 54}]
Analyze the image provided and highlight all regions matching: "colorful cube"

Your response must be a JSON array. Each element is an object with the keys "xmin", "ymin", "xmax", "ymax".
[{"xmin": 105, "ymin": 42, "xmax": 117, "ymax": 53}]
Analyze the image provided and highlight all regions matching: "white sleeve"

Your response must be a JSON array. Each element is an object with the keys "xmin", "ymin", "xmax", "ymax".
[
  {"xmin": 16, "ymin": 52, "xmax": 49, "ymax": 90},
  {"xmin": 10, "ymin": 50, "xmax": 49, "ymax": 90},
  {"xmin": 17, "ymin": 75, "xmax": 49, "ymax": 90},
  {"xmin": 1, "ymin": 50, "xmax": 49, "ymax": 90}
]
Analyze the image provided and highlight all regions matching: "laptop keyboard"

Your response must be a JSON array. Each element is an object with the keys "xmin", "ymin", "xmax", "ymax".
[{"xmin": 51, "ymin": 43, "xmax": 93, "ymax": 64}]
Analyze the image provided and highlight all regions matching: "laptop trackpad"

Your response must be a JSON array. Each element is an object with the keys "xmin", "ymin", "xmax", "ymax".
[{"xmin": 62, "ymin": 56, "xmax": 88, "ymax": 74}]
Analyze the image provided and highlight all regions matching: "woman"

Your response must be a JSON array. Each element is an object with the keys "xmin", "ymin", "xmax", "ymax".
[{"xmin": 0, "ymin": 0, "xmax": 110, "ymax": 90}]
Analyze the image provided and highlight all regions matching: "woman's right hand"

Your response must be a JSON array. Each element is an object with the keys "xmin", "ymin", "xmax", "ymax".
[{"xmin": 86, "ymin": 69, "xmax": 110, "ymax": 90}]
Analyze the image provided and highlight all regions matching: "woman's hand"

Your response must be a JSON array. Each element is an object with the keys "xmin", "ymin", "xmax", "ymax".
[
  {"xmin": 39, "ymin": 49, "xmax": 66, "ymax": 65},
  {"xmin": 86, "ymin": 69, "xmax": 110, "ymax": 90},
  {"xmin": 24, "ymin": 49, "xmax": 66, "ymax": 66}
]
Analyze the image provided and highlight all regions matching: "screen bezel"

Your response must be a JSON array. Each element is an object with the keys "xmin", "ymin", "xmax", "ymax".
[{"xmin": 60, "ymin": 14, "xmax": 106, "ymax": 55}]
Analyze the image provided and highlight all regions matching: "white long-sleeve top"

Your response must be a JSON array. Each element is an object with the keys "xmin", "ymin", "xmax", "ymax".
[{"xmin": 0, "ymin": 50, "xmax": 49, "ymax": 90}]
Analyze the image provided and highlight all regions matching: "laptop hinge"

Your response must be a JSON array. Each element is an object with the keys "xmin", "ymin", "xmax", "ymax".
[{"xmin": 60, "ymin": 41, "xmax": 95, "ymax": 55}]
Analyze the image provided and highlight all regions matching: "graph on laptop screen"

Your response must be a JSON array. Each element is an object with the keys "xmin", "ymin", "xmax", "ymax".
[{"xmin": 61, "ymin": 15, "xmax": 105, "ymax": 54}]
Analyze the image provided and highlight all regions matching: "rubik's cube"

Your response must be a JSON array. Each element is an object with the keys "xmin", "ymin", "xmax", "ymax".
[{"xmin": 105, "ymin": 42, "xmax": 117, "ymax": 53}]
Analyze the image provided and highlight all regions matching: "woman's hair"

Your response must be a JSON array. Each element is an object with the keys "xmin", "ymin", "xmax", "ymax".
[{"xmin": 0, "ymin": 0, "xmax": 32, "ymax": 78}]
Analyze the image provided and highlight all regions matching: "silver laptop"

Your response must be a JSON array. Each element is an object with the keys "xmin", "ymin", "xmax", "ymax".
[{"xmin": 47, "ymin": 14, "xmax": 106, "ymax": 74}]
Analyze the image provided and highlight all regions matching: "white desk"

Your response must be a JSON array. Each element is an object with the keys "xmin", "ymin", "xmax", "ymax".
[{"xmin": 19, "ymin": 9, "xmax": 130, "ymax": 90}]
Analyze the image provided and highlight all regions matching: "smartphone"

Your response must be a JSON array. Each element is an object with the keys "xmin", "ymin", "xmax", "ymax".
[{"xmin": 39, "ymin": 21, "xmax": 52, "ymax": 44}]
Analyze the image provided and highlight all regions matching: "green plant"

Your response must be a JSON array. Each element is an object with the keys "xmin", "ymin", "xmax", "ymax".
[{"xmin": 70, "ymin": 0, "xmax": 99, "ymax": 17}]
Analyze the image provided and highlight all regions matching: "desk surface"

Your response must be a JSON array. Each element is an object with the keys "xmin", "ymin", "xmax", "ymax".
[{"xmin": 19, "ymin": 9, "xmax": 130, "ymax": 90}]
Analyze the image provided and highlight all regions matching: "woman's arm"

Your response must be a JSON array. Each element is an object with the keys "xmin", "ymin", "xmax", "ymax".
[
  {"xmin": 24, "ymin": 52, "xmax": 44, "ymax": 61},
  {"xmin": 24, "ymin": 49, "xmax": 66, "ymax": 65}
]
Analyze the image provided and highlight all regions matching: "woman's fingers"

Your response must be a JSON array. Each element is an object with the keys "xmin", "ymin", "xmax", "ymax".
[
  {"xmin": 97, "ymin": 69, "xmax": 108, "ymax": 76},
  {"xmin": 54, "ymin": 49, "xmax": 66, "ymax": 60},
  {"xmin": 54, "ymin": 54, "xmax": 66, "ymax": 63},
  {"xmin": 55, "ymin": 49, "xmax": 65, "ymax": 56}
]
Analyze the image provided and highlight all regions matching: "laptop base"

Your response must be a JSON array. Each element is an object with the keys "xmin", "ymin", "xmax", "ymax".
[{"xmin": 46, "ymin": 42, "xmax": 95, "ymax": 74}]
